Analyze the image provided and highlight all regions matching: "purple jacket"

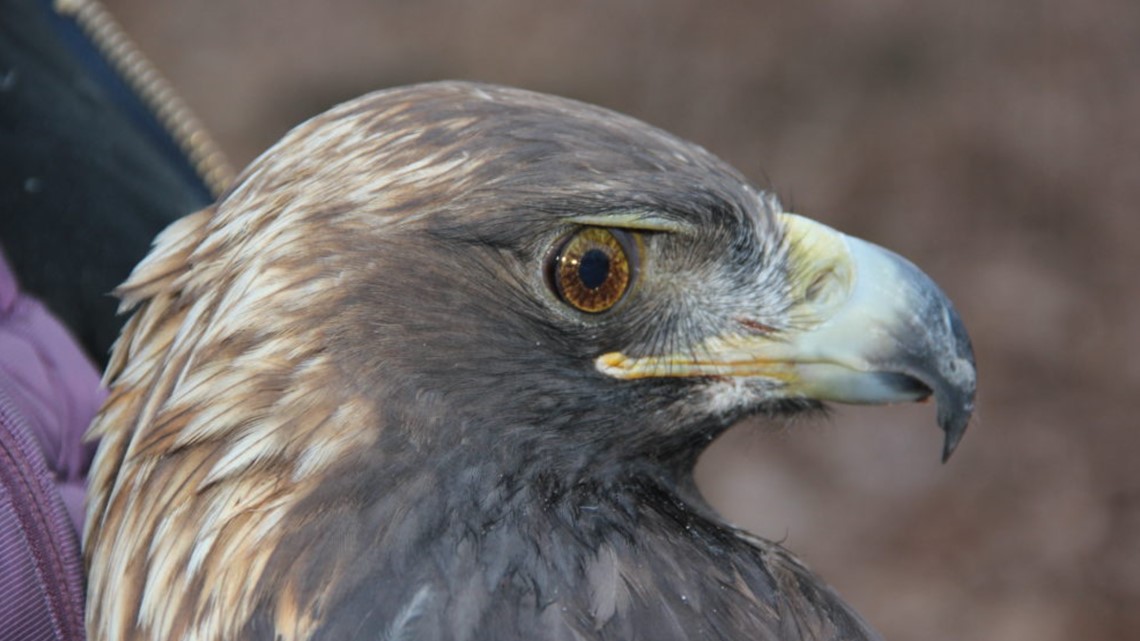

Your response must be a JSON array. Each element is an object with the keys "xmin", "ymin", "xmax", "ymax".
[{"xmin": 0, "ymin": 247, "xmax": 101, "ymax": 641}]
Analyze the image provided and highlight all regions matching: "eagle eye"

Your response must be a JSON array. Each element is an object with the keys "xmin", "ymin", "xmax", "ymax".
[{"xmin": 548, "ymin": 227, "xmax": 635, "ymax": 313}]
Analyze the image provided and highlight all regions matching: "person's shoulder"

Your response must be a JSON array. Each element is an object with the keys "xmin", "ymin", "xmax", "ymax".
[{"xmin": 0, "ymin": 250, "xmax": 91, "ymax": 641}]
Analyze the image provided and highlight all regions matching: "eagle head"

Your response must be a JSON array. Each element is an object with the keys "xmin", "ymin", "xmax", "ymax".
[{"xmin": 85, "ymin": 82, "xmax": 975, "ymax": 641}]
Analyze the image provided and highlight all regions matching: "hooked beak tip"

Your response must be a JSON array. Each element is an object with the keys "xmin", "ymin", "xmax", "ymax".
[{"xmin": 939, "ymin": 394, "xmax": 975, "ymax": 463}]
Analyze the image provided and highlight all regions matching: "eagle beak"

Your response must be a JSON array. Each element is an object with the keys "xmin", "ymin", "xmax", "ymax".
[{"xmin": 597, "ymin": 213, "xmax": 977, "ymax": 461}]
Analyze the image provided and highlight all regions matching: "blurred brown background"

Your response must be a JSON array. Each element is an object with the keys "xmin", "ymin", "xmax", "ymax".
[{"xmin": 104, "ymin": 1, "xmax": 1139, "ymax": 639}]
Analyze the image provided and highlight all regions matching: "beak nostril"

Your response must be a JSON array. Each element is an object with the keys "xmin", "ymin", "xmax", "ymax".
[{"xmin": 805, "ymin": 267, "xmax": 838, "ymax": 304}]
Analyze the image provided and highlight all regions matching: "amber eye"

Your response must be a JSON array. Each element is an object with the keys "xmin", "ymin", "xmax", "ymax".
[{"xmin": 549, "ymin": 227, "xmax": 635, "ymax": 313}]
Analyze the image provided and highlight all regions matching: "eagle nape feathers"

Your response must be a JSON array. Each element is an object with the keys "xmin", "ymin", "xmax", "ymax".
[{"xmin": 84, "ymin": 81, "xmax": 976, "ymax": 641}]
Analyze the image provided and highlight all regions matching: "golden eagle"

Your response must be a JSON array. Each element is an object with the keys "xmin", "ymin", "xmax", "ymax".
[{"xmin": 84, "ymin": 82, "xmax": 975, "ymax": 641}]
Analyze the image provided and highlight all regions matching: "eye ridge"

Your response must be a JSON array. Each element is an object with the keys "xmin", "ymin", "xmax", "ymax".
[{"xmin": 549, "ymin": 227, "xmax": 635, "ymax": 313}]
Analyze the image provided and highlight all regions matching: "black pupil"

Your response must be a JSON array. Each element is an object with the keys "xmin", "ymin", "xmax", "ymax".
[{"xmin": 578, "ymin": 249, "xmax": 611, "ymax": 289}]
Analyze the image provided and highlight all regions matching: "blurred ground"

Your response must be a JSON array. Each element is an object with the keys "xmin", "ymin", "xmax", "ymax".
[{"xmin": 103, "ymin": 1, "xmax": 1140, "ymax": 639}]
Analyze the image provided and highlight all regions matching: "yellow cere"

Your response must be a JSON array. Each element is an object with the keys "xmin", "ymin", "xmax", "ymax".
[{"xmin": 777, "ymin": 213, "xmax": 856, "ymax": 318}]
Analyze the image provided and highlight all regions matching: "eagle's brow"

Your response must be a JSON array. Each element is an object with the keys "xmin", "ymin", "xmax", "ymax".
[{"xmin": 563, "ymin": 212, "xmax": 693, "ymax": 234}]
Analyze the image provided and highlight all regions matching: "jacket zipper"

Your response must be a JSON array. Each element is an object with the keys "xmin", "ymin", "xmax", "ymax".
[{"xmin": 52, "ymin": 0, "xmax": 236, "ymax": 198}]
